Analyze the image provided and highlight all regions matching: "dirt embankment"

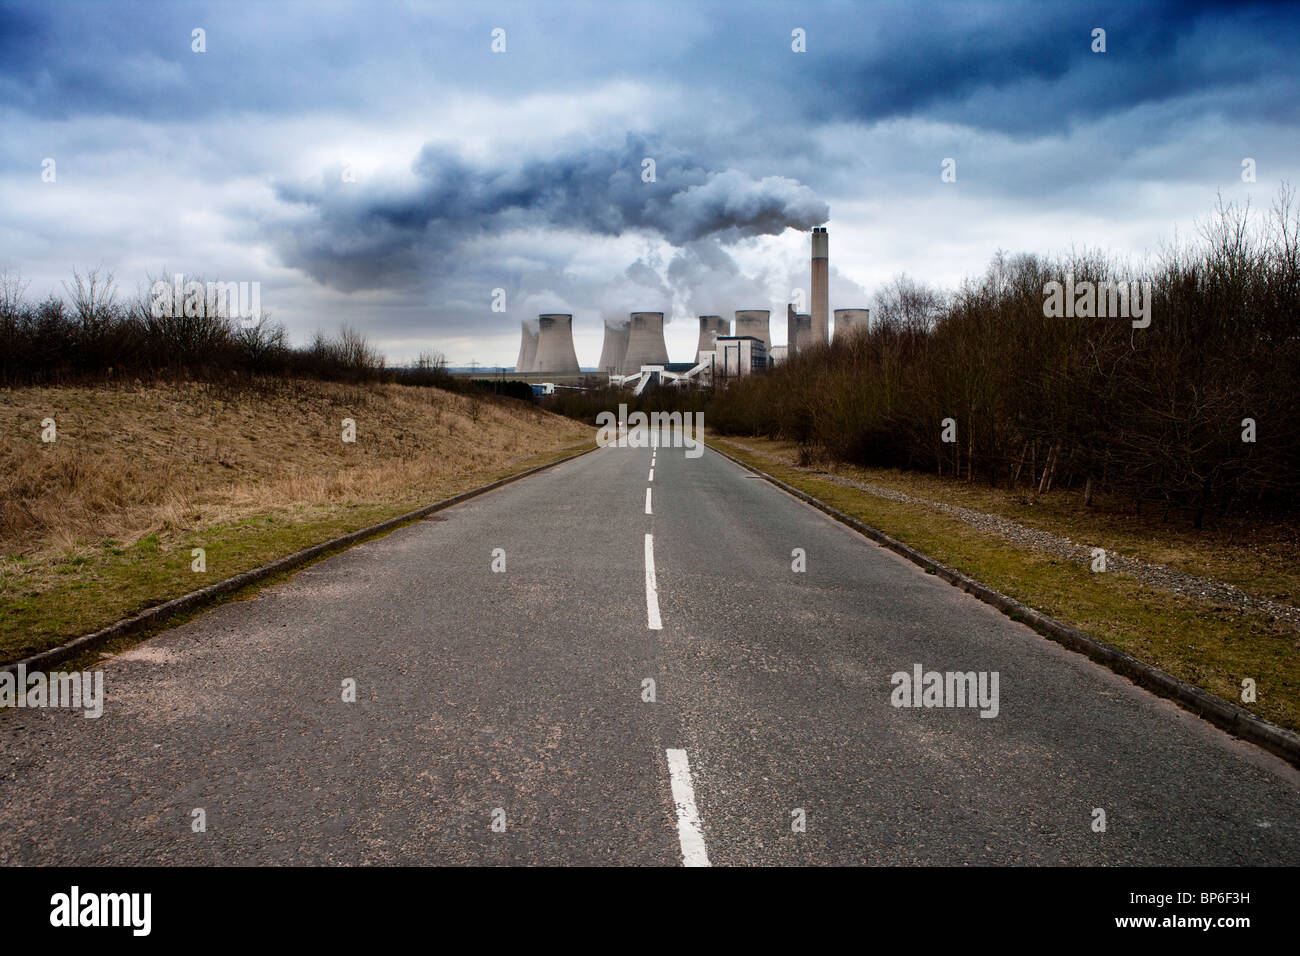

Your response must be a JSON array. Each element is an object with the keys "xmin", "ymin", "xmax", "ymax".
[{"xmin": 1, "ymin": 378, "xmax": 590, "ymax": 558}]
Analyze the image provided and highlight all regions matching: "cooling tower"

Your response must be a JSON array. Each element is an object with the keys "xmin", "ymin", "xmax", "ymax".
[
  {"xmin": 695, "ymin": 315, "xmax": 727, "ymax": 362},
  {"xmin": 515, "ymin": 320, "xmax": 539, "ymax": 373},
  {"xmin": 834, "ymin": 308, "xmax": 870, "ymax": 340},
  {"xmin": 598, "ymin": 320, "xmax": 630, "ymax": 374},
  {"xmin": 533, "ymin": 313, "xmax": 581, "ymax": 375},
  {"xmin": 812, "ymin": 227, "xmax": 829, "ymax": 345},
  {"xmin": 623, "ymin": 311, "xmax": 669, "ymax": 372},
  {"xmin": 734, "ymin": 309, "xmax": 771, "ymax": 353},
  {"xmin": 794, "ymin": 313, "xmax": 814, "ymax": 351}
]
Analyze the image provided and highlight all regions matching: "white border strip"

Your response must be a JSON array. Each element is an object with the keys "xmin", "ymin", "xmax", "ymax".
[
  {"xmin": 644, "ymin": 533, "xmax": 662, "ymax": 630},
  {"xmin": 665, "ymin": 748, "xmax": 710, "ymax": 867}
]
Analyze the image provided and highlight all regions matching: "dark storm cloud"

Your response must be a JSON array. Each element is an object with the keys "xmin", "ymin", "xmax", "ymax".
[
  {"xmin": 8, "ymin": 1, "xmax": 1295, "ymax": 135},
  {"xmin": 3, "ymin": 0, "xmax": 1299, "ymax": 363},
  {"xmin": 269, "ymin": 135, "xmax": 829, "ymax": 292}
]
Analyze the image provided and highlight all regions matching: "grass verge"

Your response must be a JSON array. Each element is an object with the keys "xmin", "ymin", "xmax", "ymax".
[
  {"xmin": 2, "ymin": 440, "xmax": 592, "ymax": 664},
  {"xmin": 711, "ymin": 436, "xmax": 1300, "ymax": 734}
]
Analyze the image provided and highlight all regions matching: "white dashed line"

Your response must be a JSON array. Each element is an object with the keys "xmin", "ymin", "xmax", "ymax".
[
  {"xmin": 665, "ymin": 748, "xmax": 709, "ymax": 866},
  {"xmin": 645, "ymin": 487, "xmax": 653, "ymax": 514},
  {"xmin": 648, "ymin": 468, "xmax": 654, "ymax": 482},
  {"xmin": 644, "ymin": 533, "xmax": 662, "ymax": 630}
]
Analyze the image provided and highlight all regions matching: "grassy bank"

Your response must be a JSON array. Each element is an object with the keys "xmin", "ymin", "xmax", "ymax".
[
  {"xmin": 712, "ymin": 436, "xmax": 1300, "ymax": 734},
  {"xmin": 1, "ymin": 378, "xmax": 592, "ymax": 661}
]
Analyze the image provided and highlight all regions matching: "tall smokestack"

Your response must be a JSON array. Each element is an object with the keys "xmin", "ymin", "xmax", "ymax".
[
  {"xmin": 534, "ymin": 313, "xmax": 581, "ymax": 374},
  {"xmin": 598, "ymin": 319, "xmax": 630, "ymax": 375},
  {"xmin": 623, "ymin": 311, "xmax": 670, "ymax": 372},
  {"xmin": 515, "ymin": 319, "xmax": 539, "ymax": 373},
  {"xmin": 787, "ymin": 304, "xmax": 798, "ymax": 358},
  {"xmin": 734, "ymin": 309, "xmax": 771, "ymax": 354},
  {"xmin": 812, "ymin": 226, "xmax": 829, "ymax": 345},
  {"xmin": 695, "ymin": 315, "xmax": 727, "ymax": 363},
  {"xmin": 834, "ymin": 308, "xmax": 870, "ymax": 340}
]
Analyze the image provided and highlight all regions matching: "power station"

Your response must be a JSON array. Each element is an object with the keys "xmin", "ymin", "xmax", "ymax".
[
  {"xmin": 534, "ymin": 313, "xmax": 581, "ymax": 375},
  {"xmin": 834, "ymin": 308, "xmax": 870, "ymax": 340},
  {"xmin": 598, "ymin": 319, "xmax": 630, "ymax": 375},
  {"xmin": 695, "ymin": 315, "xmax": 729, "ymax": 364},
  {"xmin": 622, "ymin": 311, "xmax": 670, "ymax": 373},
  {"xmin": 511, "ymin": 226, "xmax": 868, "ymax": 387}
]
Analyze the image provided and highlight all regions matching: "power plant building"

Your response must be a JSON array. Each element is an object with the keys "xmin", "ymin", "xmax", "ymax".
[
  {"xmin": 695, "ymin": 315, "xmax": 729, "ymax": 364},
  {"xmin": 623, "ymin": 311, "xmax": 670, "ymax": 373},
  {"xmin": 598, "ymin": 320, "xmax": 630, "ymax": 375},
  {"xmin": 514, "ymin": 226, "xmax": 837, "ymax": 388},
  {"xmin": 811, "ymin": 227, "xmax": 829, "ymax": 345},
  {"xmin": 734, "ymin": 310, "xmax": 771, "ymax": 361},
  {"xmin": 533, "ymin": 313, "xmax": 581, "ymax": 375},
  {"xmin": 514, "ymin": 319, "xmax": 538, "ymax": 373},
  {"xmin": 834, "ymin": 308, "xmax": 870, "ymax": 339}
]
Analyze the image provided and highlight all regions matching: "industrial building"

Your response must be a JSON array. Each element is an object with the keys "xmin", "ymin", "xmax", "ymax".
[
  {"xmin": 598, "ymin": 319, "xmax": 630, "ymax": 375},
  {"xmin": 534, "ymin": 314, "xmax": 581, "ymax": 375},
  {"xmin": 695, "ymin": 315, "xmax": 729, "ymax": 365},
  {"xmin": 623, "ymin": 311, "xmax": 671, "ymax": 373},
  {"xmin": 509, "ymin": 226, "xmax": 869, "ymax": 387},
  {"xmin": 834, "ymin": 308, "xmax": 870, "ymax": 339},
  {"xmin": 514, "ymin": 319, "xmax": 538, "ymax": 373}
]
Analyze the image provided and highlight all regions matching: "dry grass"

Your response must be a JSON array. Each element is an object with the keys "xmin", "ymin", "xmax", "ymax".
[
  {"xmin": 0, "ymin": 378, "xmax": 592, "ymax": 659},
  {"xmin": 1, "ymin": 378, "xmax": 588, "ymax": 560},
  {"xmin": 726, "ymin": 436, "xmax": 1300, "ymax": 610}
]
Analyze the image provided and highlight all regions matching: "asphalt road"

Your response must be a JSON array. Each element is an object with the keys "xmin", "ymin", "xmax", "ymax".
[{"xmin": 2, "ymin": 432, "xmax": 1297, "ymax": 865}]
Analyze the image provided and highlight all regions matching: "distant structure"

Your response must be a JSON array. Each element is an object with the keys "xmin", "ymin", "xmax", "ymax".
[
  {"xmin": 792, "ymin": 312, "xmax": 814, "ymax": 351},
  {"xmin": 623, "ymin": 311, "xmax": 670, "ymax": 373},
  {"xmin": 695, "ymin": 315, "xmax": 728, "ymax": 364},
  {"xmin": 834, "ymin": 308, "xmax": 870, "ymax": 340},
  {"xmin": 533, "ymin": 225, "xmax": 842, "ymax": 388},
  {"xmin": 598, "ymin": 319, "xmax": 630, "ymax": 375},
  {"xmin": 515, "ymin": 319, "xmax": 539, "ymax": 373},
  {"xmin": 811, "ymin": 227, "xmax": 829, "ymax": 345},
  {"xmin": 734, "ymin": 310, "xmax": 771, "ymax": 359},
  {"xmin": 534, "ymin": 313, "xmax": 581, "ymax": 375},
  {"xmin": 712, "ymin": 335, "xmax": 768, "ymax": 378}
]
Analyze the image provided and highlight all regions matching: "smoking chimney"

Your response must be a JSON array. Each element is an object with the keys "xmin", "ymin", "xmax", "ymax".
[
  {"xmin": 533, "ymin": 313, "xmax": 581, "ymax": 375},
  {"xmin": 623, "ymin": 311, "xmax": 670, "ymax": 372},
  {"xmin": 834, "ymin": 308, "xmax": 870, "ymax": 340},
  {"xmin": 811, "ymin": 227, "xmax": 829, "ymax": 345},
  {"xmin": 515, "ymin": 319, "xmax": 539, "ymax": 373},
  {"xmin": 598, "ymin": 319, "xmax": 630, "ymax": 375}
]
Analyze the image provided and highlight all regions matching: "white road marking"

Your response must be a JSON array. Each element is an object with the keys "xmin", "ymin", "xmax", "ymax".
[
  {"xmin": 644, "ymin": 533, "xmax": 662, "ymax": 630},
  {"xmin": 648, "ymin": 468, "xmax": 654, "ymax": 482},
  {"xmin": 645, "ymin": 487, "xmax": 653, "ymax": 514},
  {"xmin": 665, "ymin": 748, "xmax": 710, "ymax": 867}
]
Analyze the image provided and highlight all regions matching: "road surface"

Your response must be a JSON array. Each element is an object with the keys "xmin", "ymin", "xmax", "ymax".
[{"xmin": 2, "ymin": 433, "xmax": 1297, "ymax": 865}]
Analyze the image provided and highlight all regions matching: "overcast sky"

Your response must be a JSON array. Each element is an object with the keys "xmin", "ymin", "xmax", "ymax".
[{"xmin": 3, "ymin": 0, "xmax": 1297, "ymax": 366}]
